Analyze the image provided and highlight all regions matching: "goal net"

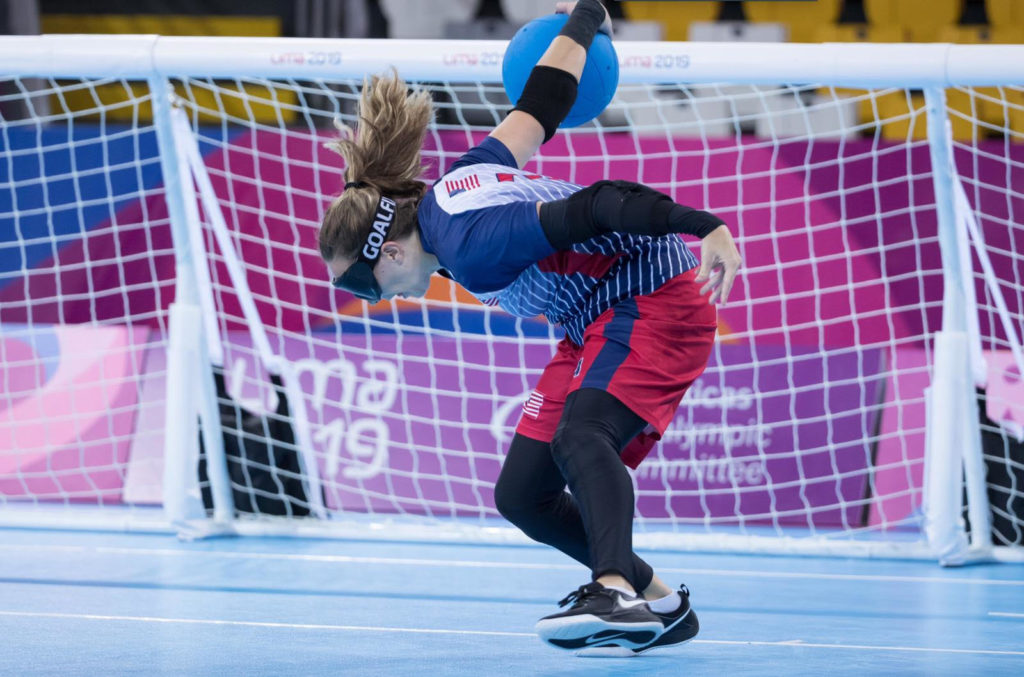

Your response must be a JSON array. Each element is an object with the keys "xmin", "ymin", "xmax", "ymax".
[{"xmin": 1, "ymin": 36, "xmax": 1022, "ymax": 561}]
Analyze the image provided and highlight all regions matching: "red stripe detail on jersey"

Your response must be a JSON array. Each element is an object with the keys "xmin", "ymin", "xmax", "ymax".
[
  {"xmin": 444, "ymin": 179, "xmax": 462, "ymax": 196},
  {"xmin": 536, "ymin": 251, "xmax": 622, "ymax": 279},
  {"xmin": 496, "ymin": 173, "xmax": 516, "ymax": 182},
  {"xmin": 445, "ymin": 174, "xmax": 481, "ymax": 196}
]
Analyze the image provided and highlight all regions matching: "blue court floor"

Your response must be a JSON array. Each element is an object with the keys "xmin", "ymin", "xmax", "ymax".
[{"xmin": 0, "ymin": 527, "xmax": 1022, "ymax": 676}]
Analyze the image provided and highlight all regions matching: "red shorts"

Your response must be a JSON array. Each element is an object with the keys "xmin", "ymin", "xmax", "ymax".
[{"xmin": 515, "ymin": 269, "xmax": 717, "ymax": 468}]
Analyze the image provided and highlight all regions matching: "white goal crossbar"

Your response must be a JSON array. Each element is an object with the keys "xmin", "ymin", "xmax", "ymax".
[{"xmin": 1, "ymin": 35, "xmax": 1023, "ymax": 85}]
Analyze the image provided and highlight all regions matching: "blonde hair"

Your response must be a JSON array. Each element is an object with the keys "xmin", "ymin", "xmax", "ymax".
[{"xmin": 318, "ymin": 71, "xmax": 434, "ymax": 263}]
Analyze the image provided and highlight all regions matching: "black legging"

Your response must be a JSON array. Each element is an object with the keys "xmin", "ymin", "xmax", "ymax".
[{"xmin": 493, "ymin": 387, "xmax": 655, "ymax": 592}]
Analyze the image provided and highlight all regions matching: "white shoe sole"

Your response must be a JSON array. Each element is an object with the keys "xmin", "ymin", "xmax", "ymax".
[
  {"xmin": 535, "ymin": 614, "xmax": 664, "ymax": 651},
  {"xmin": 574, "ymin": 646, "xmax": 638, "ymax": 658},
  {"xmin": 631, "ymin": 636, "xmax": 697, "ymax": 655},
  {"xmin": 577, "ymin": 606, "xmax": 699, "ymax": 657},
  {"xmin": 574, "ymin": 634, "xmax": 697, "ymax": 658}
]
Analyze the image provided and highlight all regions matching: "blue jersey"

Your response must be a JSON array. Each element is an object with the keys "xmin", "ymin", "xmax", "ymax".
[{"xmin": 416, "ymin": 136, "xmax": 700, "ymax": 346}]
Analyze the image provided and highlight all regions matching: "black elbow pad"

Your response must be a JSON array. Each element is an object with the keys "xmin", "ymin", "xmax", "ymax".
[
  {"xmin": 539, "ymin": 180, "xmax": 724, "ymax": 249},
  {"xmin": 512, "ymin": 66, "xmax": 579, "ymax": 143}
]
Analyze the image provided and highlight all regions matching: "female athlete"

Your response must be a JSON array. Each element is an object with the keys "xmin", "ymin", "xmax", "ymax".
[{"xmin": 319, "ymin": 0, "xmax": 741, "ymax": 655}]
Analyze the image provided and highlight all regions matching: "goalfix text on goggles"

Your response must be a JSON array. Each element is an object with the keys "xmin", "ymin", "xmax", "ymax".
[{"xmin": 330, "ymin": 195, "xmax": 396, "ymax": 303}]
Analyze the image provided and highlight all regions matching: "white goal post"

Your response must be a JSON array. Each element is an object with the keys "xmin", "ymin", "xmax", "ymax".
[{"xmin": 1, "ymin": 35, "xmax": 1022, "ymax": 564}]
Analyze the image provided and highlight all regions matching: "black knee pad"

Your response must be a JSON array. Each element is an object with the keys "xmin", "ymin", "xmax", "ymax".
[{"xmin": 550, "ymin": 424, "xmax": 619, "ymax": 481}]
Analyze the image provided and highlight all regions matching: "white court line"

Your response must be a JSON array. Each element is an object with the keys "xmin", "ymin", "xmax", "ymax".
[
  {"xmin": 2, "ymin": 543, "xmax": 1022, "ymax": 587},
  {"xmin": 988, "ymin": 612, "xmax": 1024, "ymax": 618},
  {"xmin": 1, "ymin": 610, "xmax": 1022, "ymax": 657}
]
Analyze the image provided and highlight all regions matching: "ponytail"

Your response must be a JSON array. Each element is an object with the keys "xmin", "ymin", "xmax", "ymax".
[
  {"xmin": 326, "ymin": 70, "xmax": 433, "ymax": 198},
  {"xmin": 319, "ymin": 71, "xmax": 434, "ymax": 264}
]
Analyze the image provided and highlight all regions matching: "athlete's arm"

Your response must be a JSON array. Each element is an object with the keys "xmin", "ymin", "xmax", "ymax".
[
  {"xmin": 489, "ymin": 1, "xmax": 611, "ymax": 169},
  {"xmin": 535, "ymin": 180, "xmax": 743, "ymax": 305},
  {"xmin": 487, "ymin": 112, "xmax": 545, "ymax": 172},
  {"xmin": 537, "ymin": 180, "xmax": 725, "ymax": 244}
]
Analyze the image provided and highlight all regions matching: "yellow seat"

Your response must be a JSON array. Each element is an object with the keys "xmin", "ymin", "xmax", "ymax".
[
  {"xmin": 816, "ymin": 88, "xmax": 924, "ymax": 141},
  {"xmin": 1007, "ymin": 88, "xmax": 1024, "ymax": 140},
  {"xmin": 814, "ymin": 23, "xmax": 906, "ymax": 43},
  {"xmin": 621, "ymin": 1, "xmax": 718, "ymax": 42},
  {"xmin": 53, "ymin": 81, "xmax": 298, "ymax": 125},
  {"xmin": 866, "ymin": 0, "xmax": 959, "ymax": 42},
  {"xmin": 936, "ymin": 23, "xmax": 1024, "ymax": 44},
  {"xmin": 937, "ymin": 22, "xmax": 1024, "ymax": 135},
  {"xmin": 865, "ymin": 86, "xmax": 1017, "ymax": 142},
  {"xmin": 744, "ymin": 0, "xmax": 841, "ymax": 42},
  {"xmin": 819, "ymin": 86, "xmax": 1015, "ymax": 142},
  {"xmin": 948, "ymin": 86, "xmax": 1024, "ymax": 140},
  {"xmin": 976, "ymin": 87, "xmax": 1014, "ymax": 129},
  {"xmin": 41, "ymin": 12, "xmax": 291, "ymax": 123},
  {"xmin": 41, "ymin": 13, "xmax": 281, "ymax": 36},
  {"xmin": 945, "ymin": 88, "xmax": 996, "ymax": 140},
  {"xmin": 987, "ymin": 0, "xmax": 1024, "ymax": 31},
  {"xmin": 814, "ymin": 23, "xmax": 909, "ymax": 136},
  {"xmin": 874, "ymin": 90, "xmax": 928, "ymax": 141},
  {"xmin": 862, "ymin": 0, "xmax": 897, "ymax": 26}
]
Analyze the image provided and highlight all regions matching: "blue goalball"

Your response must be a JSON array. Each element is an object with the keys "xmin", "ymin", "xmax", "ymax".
[{"xmin": 501, "ymin": 13, "xmax": 619, "ymax": 129}]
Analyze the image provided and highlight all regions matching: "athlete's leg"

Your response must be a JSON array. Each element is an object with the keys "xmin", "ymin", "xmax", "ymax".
[
  {"xmin": 494, "ymin": 433, "xmax": 587, "ymax": 564},
  {"xmin": 494, "ymin": 431, "xmax": 660, "ymax": 590},
  {"xmin": 532, "ymin": 272, "xmax": 714, "ymax": 651},
  {"xmin": 549, "ymin": 387, "xmax": 651, "ymax": 593},
  {"xmin": 532, "ymin": 387, "xmax": 672, "ymax": 652}
]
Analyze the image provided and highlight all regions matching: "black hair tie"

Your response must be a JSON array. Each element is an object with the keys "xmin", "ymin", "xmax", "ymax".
[{"xmin": 345, "ymin": 180, "xmax": 368, "ymax": 190}]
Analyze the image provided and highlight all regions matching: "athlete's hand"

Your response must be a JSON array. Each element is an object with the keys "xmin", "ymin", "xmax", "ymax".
[
  {"xmin": 555, "ymin": 1, "xmax": 613, "ymax": 37},
  {"xmin": 695, "ymin": 225, "xmax": 742, "ymax": 306}
]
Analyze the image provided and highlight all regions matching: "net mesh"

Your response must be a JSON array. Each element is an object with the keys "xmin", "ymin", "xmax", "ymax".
[
  {"xmin": 0, "ymin": 76, "xmax": 170, "ymax": 516},
  {"xmin": 180, "ymin": 78, "xmax": 948, "ymax": 542},
  {"xmin": 1, "ymin": 71, "xmax": 1022, "ymax": 553},
  {"xmin": 949, "ymin": 84, "xmax": 1024, "ymax": 547}
]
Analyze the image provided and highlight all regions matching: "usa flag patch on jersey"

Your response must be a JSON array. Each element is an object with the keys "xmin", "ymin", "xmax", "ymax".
[
  {"xmin": 444, "ymin": 173, "xmax": 481, "ymax": 196},
  {"xmin": 522, "ymin": 390, "xmax": 545, "ymax": 419}
]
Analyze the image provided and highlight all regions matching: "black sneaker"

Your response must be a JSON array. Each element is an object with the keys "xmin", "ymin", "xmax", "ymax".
[
  {"xmin": 631, "ymin": 585, "xmax": 699, "ymax": 655},
  {"xmin": 535, "ymin": 582, "xmax": 664, "ymax": 652}
]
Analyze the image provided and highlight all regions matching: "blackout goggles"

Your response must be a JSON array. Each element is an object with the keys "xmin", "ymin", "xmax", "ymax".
[{"xmin": 330, "ymin": 195, "xmax": 397, "ymax": 304}]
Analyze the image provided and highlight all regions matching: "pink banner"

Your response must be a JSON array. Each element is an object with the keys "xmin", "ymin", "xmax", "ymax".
[
  {"xmin": 636, "ymin": 344, "xmax": 884, "ymax": 527},
  {"xmin": 869, "ymin": 347, "xmax": 1024, "ymax": 529},
  {"xmin": 212, "ymin": 332, "xmax": 883, "ymax": 526},
  {"xmin": 985, "ymin": 351, "xmax": 1024, "ymax": 436},
  {"xmin": 1, "ymin": 326, "xmax": 969, "ymax": 529},
  {"xmin": 0, "ymin": 324, "xmax": 150, "ymax": 502}
]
